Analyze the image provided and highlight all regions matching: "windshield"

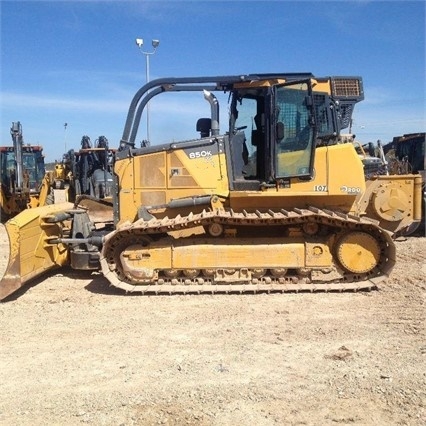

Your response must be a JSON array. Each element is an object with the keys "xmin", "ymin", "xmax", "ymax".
[
  {"xmin": 1, "ymin": 150, "xmax": 45, "ymax": 192},
  {"xmin": 23, "ymin": 151, "xmax": 45, "ymax": 191},
  {"xmin": 1, "ymin": 150, "xmax": 15, "ymax": 184},
  {"xmin": 275, "ymin": 82, "xmax": 315, "ymax": 178}
]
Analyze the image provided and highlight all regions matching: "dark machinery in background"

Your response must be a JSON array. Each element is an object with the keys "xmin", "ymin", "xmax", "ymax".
[
  {"xmin": 63, "ymin": 135, "xmax": 114, "ymax": 201},
  {"xmin": 382, "ymin": 132, "xmax": 425, "ymax": 234}
]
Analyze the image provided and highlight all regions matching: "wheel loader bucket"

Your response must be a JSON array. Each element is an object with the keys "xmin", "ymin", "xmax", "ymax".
[{"xmin": 0, "ymin": 202, "xmax": 74, "ymax": 301}]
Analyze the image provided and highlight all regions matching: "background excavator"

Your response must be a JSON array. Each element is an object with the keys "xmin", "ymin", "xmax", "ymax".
[
  {"xmin": 0, "ymin": 122, "xmax": 46, "ymax": 221},
  {"xmin": 0, "ymin": 73, "xmax": 422, "ymax": 300}
]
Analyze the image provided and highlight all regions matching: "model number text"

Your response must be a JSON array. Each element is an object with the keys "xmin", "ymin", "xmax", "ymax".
[{"xmin": 189, "ymin": 150, "xmax": 212, "ymax": 159}]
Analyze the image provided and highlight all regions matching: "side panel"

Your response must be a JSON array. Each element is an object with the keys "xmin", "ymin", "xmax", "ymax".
[
  {"xmin": 116, "ymin": 139, "xmax": 229, "ymax": 223},
  {"xmin": 326, "ymin": 143, "xmax": 366, "ymax": 195},
  {"xmin": 230, "ymin": 143, "xmax": 366, "ymax": 213}
]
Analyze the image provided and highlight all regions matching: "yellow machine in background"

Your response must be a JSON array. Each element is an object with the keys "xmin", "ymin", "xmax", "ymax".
[
  {"xmin": 1, "ymin": 125, "xmax": 115, "ymax": 223},
  {"xmin": 3, "ymin": 73, "xmax": 421, "ymax": 300},
  {"xmin": 0, "ymin": 122, "xmax": 46, "ymax": 221}
]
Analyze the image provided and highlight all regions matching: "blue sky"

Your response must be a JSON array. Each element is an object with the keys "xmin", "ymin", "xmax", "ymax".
[{"xmin": 1, "ymin": 0, "xmax": 425, "ymax": 162}]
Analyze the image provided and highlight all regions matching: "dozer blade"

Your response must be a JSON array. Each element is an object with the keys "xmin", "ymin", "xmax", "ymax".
[{"xmin": 0, "ymin": 202, "xmax": 74, "ymax": 301}]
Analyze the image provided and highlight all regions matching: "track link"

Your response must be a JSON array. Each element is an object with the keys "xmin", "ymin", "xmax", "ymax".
[{"xmin": 100, "ymin": 207, "xmax": 396, "ymax": 294}]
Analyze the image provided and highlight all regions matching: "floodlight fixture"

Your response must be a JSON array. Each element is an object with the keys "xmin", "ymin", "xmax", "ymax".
[{"xmin": 135, "ymin": 37, "xmax": 161, "ymax": 144}]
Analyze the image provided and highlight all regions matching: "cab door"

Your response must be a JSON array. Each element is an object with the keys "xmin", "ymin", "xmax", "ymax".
[{"xmin": 272, "ymin": 80, "xmax": 316, "ymax": 180}]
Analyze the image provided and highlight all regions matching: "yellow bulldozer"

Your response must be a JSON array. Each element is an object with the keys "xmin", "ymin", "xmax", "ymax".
[{"xmin": 0, "ymin": 73, "xmax": 423, "ymax": 300}]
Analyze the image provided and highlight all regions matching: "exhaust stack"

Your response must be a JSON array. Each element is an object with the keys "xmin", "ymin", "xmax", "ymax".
[{"xmin": 203, "ymin": 90, "xmax": 220, "ymax": 136}]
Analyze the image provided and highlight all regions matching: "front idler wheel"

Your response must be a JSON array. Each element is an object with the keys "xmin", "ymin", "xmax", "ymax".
[{"xmin": 336, "ymin": 231, "xmax": 381, "ymax": 274}]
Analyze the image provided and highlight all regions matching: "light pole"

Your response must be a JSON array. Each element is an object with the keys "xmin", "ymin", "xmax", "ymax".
[
  {"xmin": 135, "ymin": 38, "xmax": 160, "ymax": 145},
  {"xmin": 63, "ymin": 122, "xmax": 68, "ymax": 152}
]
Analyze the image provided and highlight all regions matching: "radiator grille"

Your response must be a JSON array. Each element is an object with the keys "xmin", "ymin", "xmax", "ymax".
[{"xmin": 331, "ymin": 78, "xmax": 362, "ymax": 97}]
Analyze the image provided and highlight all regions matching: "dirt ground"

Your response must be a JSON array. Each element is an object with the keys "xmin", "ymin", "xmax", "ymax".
[{"xmin": 0, "ymin": 224, "xmax": 425, "ymax": 426}]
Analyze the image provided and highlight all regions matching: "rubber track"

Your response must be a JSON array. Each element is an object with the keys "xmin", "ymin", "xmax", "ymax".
[{"xmin": 100, "ymin": 206, "xmax": 396, "ymax": 294}]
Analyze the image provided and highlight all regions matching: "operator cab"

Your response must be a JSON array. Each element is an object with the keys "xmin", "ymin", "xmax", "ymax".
[{"xmin": 228, "ymin": 80, "xmax": 316, "ymax": 189}]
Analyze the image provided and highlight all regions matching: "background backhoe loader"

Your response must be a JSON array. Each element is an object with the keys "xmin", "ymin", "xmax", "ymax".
[
  {"xmin": 41, "ymin": 135, "xmax": 115, "ymax": 205},
  {"xmin": 0, "ymin": 122, "xmax": 46, "ymax": 222},
  {"xmin": 1, "ymin": 123, "xmax": 114, "ymax": 223}
]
